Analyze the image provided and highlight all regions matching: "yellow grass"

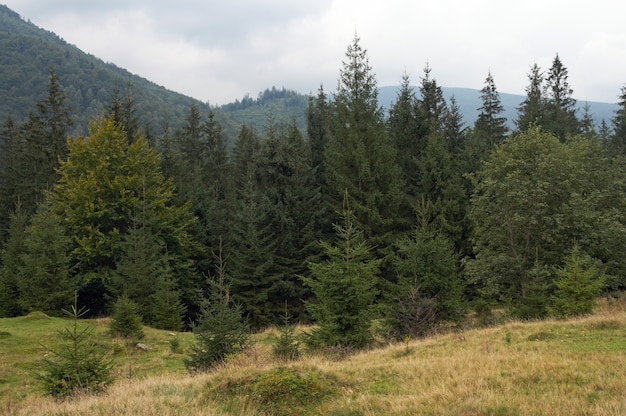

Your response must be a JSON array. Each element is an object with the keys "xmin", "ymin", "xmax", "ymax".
[{"xmin": 3, "ymin": 298, "xmax": 626, "ymax": 416}]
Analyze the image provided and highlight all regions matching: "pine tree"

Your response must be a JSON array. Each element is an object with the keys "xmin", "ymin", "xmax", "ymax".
[
  {"xmin": 474, "ymin": 71, "xmax": 508, "ymax": 148},
  {"xmin": 302, "ymin": 191, "xmax": 380, "ymax": 349}
]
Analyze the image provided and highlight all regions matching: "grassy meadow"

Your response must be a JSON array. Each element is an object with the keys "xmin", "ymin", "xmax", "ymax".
[{"xmin": 1, "ymin": 297, "xmax": 626, "ymax": 415}]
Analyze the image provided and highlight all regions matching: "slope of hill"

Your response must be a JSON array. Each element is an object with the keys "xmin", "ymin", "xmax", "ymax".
[
  {"xmin": 0, "ymin": 4, "xmax": 210, "ymax": 137},
  {"xmin": 3, "ymin": 299, "xmax": 626, "ymax": 415}
]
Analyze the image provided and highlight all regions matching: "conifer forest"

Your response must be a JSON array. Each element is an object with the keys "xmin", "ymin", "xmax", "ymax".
[{"xmin": 2, "ymin": 32, "xmax": 626, "ymax": 349}]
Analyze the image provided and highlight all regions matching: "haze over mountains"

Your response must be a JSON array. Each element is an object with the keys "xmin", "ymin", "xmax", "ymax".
[{"xmin": 0, "ymin": 4, "xmax": 619, "ymax": 140}]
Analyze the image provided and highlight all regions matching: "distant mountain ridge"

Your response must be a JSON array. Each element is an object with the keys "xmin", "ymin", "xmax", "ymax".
[
  {"xmin": 0, "ymin": 4, "xmax": 619, "ymax": 142},
  {"xmin": 378, "ymin": 86, "xmax": 619, "ymax": 129}
]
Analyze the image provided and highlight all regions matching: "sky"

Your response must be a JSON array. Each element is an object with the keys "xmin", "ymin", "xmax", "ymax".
[{"xmin": 3, "ymin": 1, "xmax": 626, "ymax": 105}]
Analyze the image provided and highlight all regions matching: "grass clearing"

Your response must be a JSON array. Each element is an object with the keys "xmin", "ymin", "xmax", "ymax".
[{"xmin": 2, "ymin": 297, "xmax": 626, "ymax": 415}]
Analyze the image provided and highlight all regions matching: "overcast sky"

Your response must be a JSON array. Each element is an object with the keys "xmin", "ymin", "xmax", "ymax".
[{"xmin": 4, "ymin": 1, "xmax": 626, "ymax": 105}]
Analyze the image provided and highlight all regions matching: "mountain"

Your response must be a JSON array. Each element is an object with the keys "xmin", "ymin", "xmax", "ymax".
[
  {"xmin": 0, "ymin": 5, "xmax": 311, "ymax": 142},
  {"xmin": 0, "ymin": 5, "xmax": 217, "ymax": 138},
  {"xmin": 378, "ymin": 85, "xmax": 619, "ymax": 129},
  {"xmin": 0, "ymin": 4, "xmax": 619, "ymax": 143}
]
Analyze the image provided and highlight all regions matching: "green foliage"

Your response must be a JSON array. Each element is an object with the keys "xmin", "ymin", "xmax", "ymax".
[
  {"xmin": 302, "ymin": 192, "xmax": 380, "ymax": 349},
  {"xmin": 0, "ymin": 204, "xmax": 28, "ymax": 317},
  {"xmin": 38, "ymin": 298, "xmax": 114, "ymax": 397},
  {"xmin": 208, "ymin": 366, "xmax": 341, "ymax": 415},
  {"xmin": 549, "ymin": 245, "xmax": 604, "ymax": 318},
  {"xmin": 185, "ymin": 245, "xmax": 250, "ymax": 373},
  {"xmin": 391, "ymin": 202, "xmax": 465, "ymax": 337},
  {"xmin": 474, "ymin": 71, "xmax": 508, "ymax": 148},
  {"xmin": 468, "ymin": 127, "xmax": 626, "ymax": 313},
  {"xmin": 51, "ymin": 117, "xmax": 199, "ymax": 317},
  {"xmin": 19, "ymin": 198, "xmax": 74, "ymax": 316},
  {"xmin": 109, "ymin": 295, "xmax": 145, "ymax": 340},
  {"xmin": 325, "ymin": 34, "xmax": 404, "ymax": 269}
]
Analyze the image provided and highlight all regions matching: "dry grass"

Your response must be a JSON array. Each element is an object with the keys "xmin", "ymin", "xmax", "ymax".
[{"xmin": 3, "ymin": 297, "xmax": 626, "ymax": 415}]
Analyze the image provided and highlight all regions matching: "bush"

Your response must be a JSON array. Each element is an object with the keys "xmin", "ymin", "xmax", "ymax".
[{"xmin": 38, "ymin": 299, "xmax": 114, "ymax": 397}]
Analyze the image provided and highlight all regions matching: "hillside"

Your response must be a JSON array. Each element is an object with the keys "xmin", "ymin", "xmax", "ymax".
[
  {"xmin": 3, "ymin": 298, "xmax": 626, "ymax": 415},
  {"xmin": 0, "ymin": 5, "xmax": 310, "ymax": 142}
]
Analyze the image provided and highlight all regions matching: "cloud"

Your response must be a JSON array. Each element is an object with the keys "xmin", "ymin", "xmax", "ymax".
[{"xmin": 3, "ymin": 0, "xmax": 626, "ymax": 104}]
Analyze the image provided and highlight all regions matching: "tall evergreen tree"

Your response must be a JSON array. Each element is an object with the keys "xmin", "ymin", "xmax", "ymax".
[
  {"xmin": 516, "ymin": 63, "xmax": 544, "ymax": 132},
  {"xmin": 417, "ymin": 63, "xmax": 448, "ymax": 135},
  {"xmin": 19, "ymin": 198, "xmax": 73, "ymax": 316},
  {"xmin": 325, "ymin": 34, "xmax": 404, "ymax": 266},
  {"xmin": 229, "ymin": 125, "xmax": 275, "ymax": 328},
  {"xmin": 387, "ymin": 73, "xmax": 426, "ymax": 222},
  {"xmin": 543, "ymin": 54, "xmax": 579, "ymax": 140},
  {"xmin": 0, "ymin": 203, "xmax": 28, "ymax": 317},
  {"xmin": 474, "ymin": 71, "xmax": 508, "ymax": 148},
  {"xmin": 610, "ymin": 85, "xmax": 626, "ymax": 155},
  {"xmin": 0, "ymin": 117, "xmax": 24, "ymax": 241}
]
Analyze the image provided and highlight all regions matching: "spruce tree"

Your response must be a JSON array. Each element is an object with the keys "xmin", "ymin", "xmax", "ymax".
[
  {"xmin": 417, "ymin": 63, "xmax": 448, "ymax": 135},
  {"xmin": 610, "ymin": 85, "xmax": 626, "ymax": 155},
  {"xmin": 544, "ymin": 54, "xmax": 579, "ymax": 140},
  {"xmin": 549, "ymin": 244, "xmax": 604, "ymax": 318},
  {"xmin": 392, "ymin": 200, "xmax": 465, "ymax": 337},
  {"xmin": 516, "ymin": 63, "xmax": 544, "ymax": 132},
  {"xmin": 302, "ymin": 191, "xmax": 380, "ymax": 349},
  {"xmin": 325, "ymin": 34, "xmax": 403, "ymax": 274},
  {"xmin": 474, "ymin": 71, "xmax": 508, "ymax": 148},
  {"xmin": 185, "ymin": 242, "xmax": 250, "ymax": 372},
  {"xmin": 19, "ymin": 198, "xmax": 73, "ymax": 316},
  {"xmin": 0, "ymin": 203, "xmax": 28, "ymax": 317}
]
